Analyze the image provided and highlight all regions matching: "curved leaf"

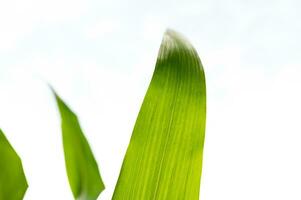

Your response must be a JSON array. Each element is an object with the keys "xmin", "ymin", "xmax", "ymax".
[
  {"xmin": 0, "ymin": 129, "xmax": 28, "ymax": 200},
  {"xmin": 113, "ymin": 29, "xmax": 206, "ymax": 200},
  {"xmin": 52, "ymin": 90, "xmax": 105, "ymax": 200}
]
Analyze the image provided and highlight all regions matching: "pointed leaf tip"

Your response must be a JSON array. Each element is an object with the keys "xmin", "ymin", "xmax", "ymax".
[{"xmin": 52, "ymin": 90, "xmax": 105, "ymax": 200}]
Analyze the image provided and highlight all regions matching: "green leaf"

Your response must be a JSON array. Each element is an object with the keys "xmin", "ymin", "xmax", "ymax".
[
  {"xmin": 52, "ymin": 90, "xmax": 105, "ymax": 200},
  {"xmin": 113, "ymin": 29, "xmax": 206, "ymax": 200},
  {"xmin": 0, "ymin": 129, "xmax": 28, "ymax": 200}
]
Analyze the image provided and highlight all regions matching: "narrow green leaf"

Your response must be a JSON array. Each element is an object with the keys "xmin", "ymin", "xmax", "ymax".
[
  {"xmin": 52, "ymin": 90, "xmax": 105, "ymax": 200},
  {"xmin": 113, "ymin": 29, "xmax": 206, "ymax": 200},
  {"xmin": 0, "ymin": 129, "xmax": 28, "ymax": 200}
]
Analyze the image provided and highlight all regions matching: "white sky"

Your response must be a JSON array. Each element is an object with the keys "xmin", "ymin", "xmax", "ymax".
[{"xmin": 0, "ymin": 0, "xmax": 301, "ymax": 199}]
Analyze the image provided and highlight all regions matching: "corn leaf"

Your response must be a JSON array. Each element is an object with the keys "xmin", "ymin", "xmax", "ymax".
[
  {"xmin": 52, "ymin": 90, "xmax": 105, "ymax": 200},
  {"xmin": 0, "ymin": 129, "xmax": 28, "ymax": 200},
  {"xmin": 113, "ymin": 29, "xmax": 206, "ymax": 199}
]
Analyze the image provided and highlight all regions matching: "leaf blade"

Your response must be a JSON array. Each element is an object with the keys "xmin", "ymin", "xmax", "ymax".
[
  {"xmin": 52, "ymin": 90, "xmax": 105, "ymax": 200},
  {"xmin": 0, "ymin": 129, "xmax": 28, "ymax": 200},
  {"xmin": 113, "ymin": 29, "xmax": 206, "ymax": 200}
]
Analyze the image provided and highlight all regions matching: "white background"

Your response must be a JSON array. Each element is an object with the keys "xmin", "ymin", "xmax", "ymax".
[{"xmin": 0, "ymin": 0, "xmax": 301, "ymax": 199}]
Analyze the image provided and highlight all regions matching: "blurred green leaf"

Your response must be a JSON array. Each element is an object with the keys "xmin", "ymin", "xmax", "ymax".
[
  {"xmin": 52, "ymin": 90, "xmax": 105, "ymax": 200},
  {"xmin": 113, "ymin": 29, "xmax": 206, "ymax": 200},
  {"xmin": 0, "ymin": 129, "xmax": 28, "ymax": 200}
]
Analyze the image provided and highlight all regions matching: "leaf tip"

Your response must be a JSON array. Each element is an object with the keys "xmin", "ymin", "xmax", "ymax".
[{"xmin": 163, "ymin": 28, "xmax": 191, "ymax": 47}]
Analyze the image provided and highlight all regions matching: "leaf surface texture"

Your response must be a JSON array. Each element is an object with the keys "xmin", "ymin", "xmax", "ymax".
[{"xmin": 113, "ymin": 29, "xmax": 206, "ymax": 200}]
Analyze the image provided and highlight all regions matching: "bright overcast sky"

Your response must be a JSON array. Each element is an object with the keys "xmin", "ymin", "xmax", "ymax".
[{"xmin": 0, "ymin": 0, "xmax": 301, "ymax": 199}]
